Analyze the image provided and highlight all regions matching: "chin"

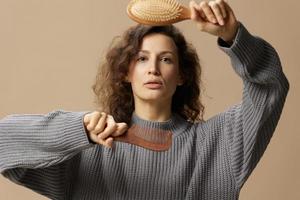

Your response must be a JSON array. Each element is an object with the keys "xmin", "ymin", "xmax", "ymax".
[
  {"xmin": 143, "ymin": 95, "xmax": 164, "ymax": 102},
  {"xmin": 140, "ymin": 93, "xmax": 172, "ymax": 103}
]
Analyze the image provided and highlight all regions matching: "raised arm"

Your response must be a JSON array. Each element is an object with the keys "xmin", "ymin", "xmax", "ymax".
[
  {"xmin": 219, "ymin": 23, "xmax": 289, "ymax": 188},
  {"xmin": 189, "ymin": 0, "xmax": 289, "ymax": 188}
]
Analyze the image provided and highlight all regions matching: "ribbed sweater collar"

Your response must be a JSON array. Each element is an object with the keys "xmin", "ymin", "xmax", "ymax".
[{"xmin": 130, "ymin": 112, "xmax": 190, "ymax": 137}]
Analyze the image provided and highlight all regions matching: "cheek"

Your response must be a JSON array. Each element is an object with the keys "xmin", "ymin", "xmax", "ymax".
[
  {"xmin": 128, "ymin": 62, "xmax": 144, "ymax": 78},
  {"xmin": 128, "ymin": 67, "xmax": 143, "ymax": 84},
  {"xmin": 164, "ymin": 68, "xmax": 180, "ymax": 85},
  {"xmin": 128, "ymin": 68, "xmax": 143, "ymax": 92}
]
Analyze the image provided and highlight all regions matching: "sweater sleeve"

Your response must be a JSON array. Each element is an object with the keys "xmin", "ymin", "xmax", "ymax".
[
  {"xmin": 0, "ymin": 110, "xmax": 94, "ymax": 199},
  {"xmin": 218, "ymin": 23, "xmax": 289, "ymax": 188}
]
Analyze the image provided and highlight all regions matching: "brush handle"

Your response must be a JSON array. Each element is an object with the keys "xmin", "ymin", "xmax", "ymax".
[{"xmin": 114, "ymin": 134, "xmax": 171, "ymax": 152}]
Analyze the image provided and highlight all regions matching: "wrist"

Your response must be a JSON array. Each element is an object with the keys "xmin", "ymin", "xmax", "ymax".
[{"xmin": 220, "ymin": 21, "xmax": 240, "ymax": 44}]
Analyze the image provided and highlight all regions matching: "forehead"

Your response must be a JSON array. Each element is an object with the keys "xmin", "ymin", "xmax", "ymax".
[{"xmin": 140, "ymin": 33, "xmax": 177, "ymax": 53}]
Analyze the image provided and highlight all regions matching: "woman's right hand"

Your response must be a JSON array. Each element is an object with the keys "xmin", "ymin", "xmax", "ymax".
[
  {"xmin": 189, "ymin": 0, "xmax": 239, "ymax": 43},
  {"xmin": 83, "ymin": 111, "xmax": 128, "ymax": 148}
]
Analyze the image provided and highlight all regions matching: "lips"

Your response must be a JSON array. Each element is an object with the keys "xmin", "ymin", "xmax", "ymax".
[
  {"xmin": 144, "ymin": 80, "xmax": 162, "ymax": 85},
  {"xmin": 144, "ymin": 80, "xmax": 163, "ymax": 89}
]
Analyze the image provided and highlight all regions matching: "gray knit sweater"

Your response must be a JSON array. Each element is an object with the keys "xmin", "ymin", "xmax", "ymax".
[{"xmin": 0, "ymin": 23, "xmax": 289, "ymax": 200}]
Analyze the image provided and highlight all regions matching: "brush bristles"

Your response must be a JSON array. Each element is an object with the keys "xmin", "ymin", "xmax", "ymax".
[{"xmin": 128, "ymin": 0, "xmax": 183, "ymax": 23}]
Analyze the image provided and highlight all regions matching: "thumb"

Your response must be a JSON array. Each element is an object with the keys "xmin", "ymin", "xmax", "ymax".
[
  {"xmin": 112, "ymin": 123, "xmax": 128, "ymax": 137},
  {"xmin": 223, "ymin": 1, "xmax": 236, "ymax": 21}
]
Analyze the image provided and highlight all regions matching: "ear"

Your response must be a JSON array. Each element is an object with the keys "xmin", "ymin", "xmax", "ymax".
[{"xmin": 124, "ymin": 75, "xmax": 131, "ymax": 83}]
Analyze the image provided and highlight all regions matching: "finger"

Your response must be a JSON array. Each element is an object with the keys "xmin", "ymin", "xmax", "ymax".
[
  {"xmin": 199, "ymin": 1, "xmax": 217, "ymax": 24},
  {"xmin": 224, "ymin": 1, "xmax": 234, "ymax": 15},
  {"xmin": 216, "ymin": 0, "xmax": 227, "ymax": 18},
  {"xmin": 209, "ymin": 1, "xmax": 224, "ymax": 25},
  {"xmin": 90, "ymin": 112, "xmax": 107, "ymax": 135},
  {"xmin": 83, "ymin": 113, "xmax": 91, "ymax": 127},
  {"xmin": 98, "ymin": 115, "xmax": 118, "ymax": 140},
  {"xmin": 97, "ymin": 136, "xmax": 114, "ymax": 148},
  {"xmin": 89, "ymin": 129, "xmax": 114, "ymax": 148},
  {"xmin": 111, "ymin": 122, "xmax": 128, "ymax": 137},
  {"xmin": 96, "ymin": 137, "xmax": 113, "ymax": 148},
  {"xmin": 86, "ymin": 111, "xmax": 101, "ymax": 131},
  {"xmin": 189, "ymin": 1, "xmax": 205, "ymax": 22},
  {"xmin": 223, "ymin": 1, "xmax": 237, "ymax": 22},
  {"xmin": 88, "ymin": 132, "xmax": 99, "ymax": 144},
  {"xmin": 104, "ymin": 137, "xmax": 114, "ymax": 148},
  {"xmin": 189, "ymin": 1, "xmax": 197, "ymax": 21}
]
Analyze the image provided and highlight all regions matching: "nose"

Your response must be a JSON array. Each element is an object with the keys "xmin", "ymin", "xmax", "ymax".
[{"xmin": 148, "ymin": 58, "xmax": 160, "ymax": 75}]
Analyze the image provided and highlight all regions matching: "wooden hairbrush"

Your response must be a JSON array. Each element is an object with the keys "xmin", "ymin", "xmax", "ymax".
[
  {"xmin": 114, "ymin": 124, "xmax": 173, "ymax": 151},
  {"xmin": 127, "ymin": 0, "xmax": 191, "ymax": 26}
]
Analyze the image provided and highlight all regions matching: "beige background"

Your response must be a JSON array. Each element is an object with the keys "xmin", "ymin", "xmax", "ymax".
[{"xmin": 0, "ymin": 0, "xmax": 299, "ymax": 199}]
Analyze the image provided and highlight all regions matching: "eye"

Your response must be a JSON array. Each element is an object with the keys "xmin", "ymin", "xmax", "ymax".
[
  {"xmin": 137, "ymin": 56, "xmax": 148, "ymax": 62},
  {"xmin": 160, "ymin": 57, "xmax": 172, "ymax": 64}
]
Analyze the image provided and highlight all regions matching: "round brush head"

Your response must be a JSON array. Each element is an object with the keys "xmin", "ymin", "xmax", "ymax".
[{"xmin": 127, "ymin": 0, "xmax": 189, "ymax": 26}]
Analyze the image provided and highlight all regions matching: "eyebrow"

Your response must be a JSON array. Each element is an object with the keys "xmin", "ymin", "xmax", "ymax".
[{"xmin": 138, "ymin": 50, "xmax": 177, "ymax": 56}]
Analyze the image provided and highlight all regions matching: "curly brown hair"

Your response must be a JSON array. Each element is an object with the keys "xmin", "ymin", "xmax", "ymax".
[{"xmin": 92, "ymin": 24, "xmax": 205, "ymax": 124}]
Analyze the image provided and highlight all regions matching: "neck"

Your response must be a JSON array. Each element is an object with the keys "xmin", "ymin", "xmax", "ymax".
[{"xmin": 134, "ymin": 99, "xmax": 172, "ymax": 122}]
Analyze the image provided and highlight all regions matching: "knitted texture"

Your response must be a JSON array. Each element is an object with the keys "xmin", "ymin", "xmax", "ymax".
[{"xmin": 0, "ymin": 23, "xmax": 289, "ymax": 200}]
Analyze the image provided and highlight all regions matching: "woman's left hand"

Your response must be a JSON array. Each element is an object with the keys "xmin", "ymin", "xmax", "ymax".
[{"xmin": 189, "ymin": 0, "xmax": 239, "ymax": 43}]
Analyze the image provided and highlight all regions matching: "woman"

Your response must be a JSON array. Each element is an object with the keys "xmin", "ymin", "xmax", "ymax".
[{"xmin": 0, "ymin": 0, "xmax": 289, "ymax": 199}]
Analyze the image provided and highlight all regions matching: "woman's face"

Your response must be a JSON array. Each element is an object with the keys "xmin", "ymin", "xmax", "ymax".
[{"xmin": 127, "ymin": 33, "xmax": 183, "ymax": 104}]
